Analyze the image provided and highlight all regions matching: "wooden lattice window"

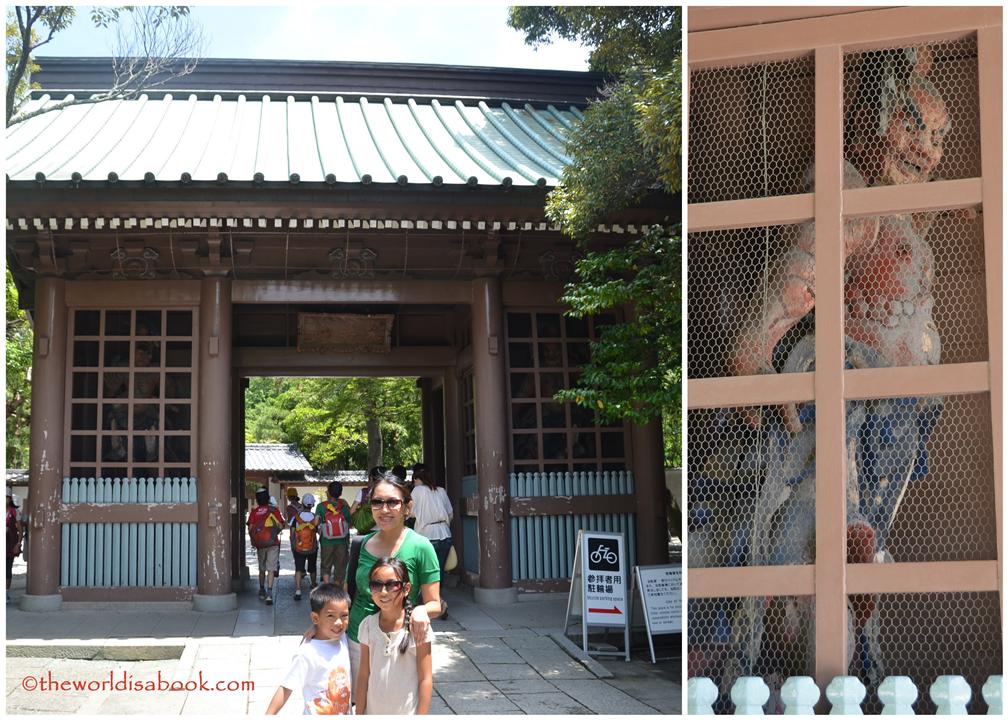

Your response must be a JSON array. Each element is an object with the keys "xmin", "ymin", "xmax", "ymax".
[
  {"xmin": 505, "ymin": 310, "xmax": 628, "ymax": 473},
  {"xmin": 66, "ymin": 309, "xmax": 197, "ymax": 479}
]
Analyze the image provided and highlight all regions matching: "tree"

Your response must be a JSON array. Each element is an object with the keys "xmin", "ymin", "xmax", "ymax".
[
  {"xmin": 244, "ymin": 376, "xmax": 423, "ymax": 471},
  {"xmin": 6, "ymin": 5, "xmax": 204, "ymax": 126},
  {"xmin": 508, "ymin": 6, "xmax": 682, "ymax": 464},
  {"xmin": 6, "ymin": 269, "xmax": 33, "ymax": 468}
]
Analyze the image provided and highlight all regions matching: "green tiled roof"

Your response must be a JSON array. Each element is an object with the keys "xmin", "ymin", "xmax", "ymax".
[{"xmin": 6, "ymin": 93, "xmax": 581, "ymax": 187}]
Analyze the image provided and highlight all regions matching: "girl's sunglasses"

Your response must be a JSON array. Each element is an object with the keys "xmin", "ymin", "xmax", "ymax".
[{"xmin": 369, "ymin": 580, "xmax": 405, "ymax": 593}]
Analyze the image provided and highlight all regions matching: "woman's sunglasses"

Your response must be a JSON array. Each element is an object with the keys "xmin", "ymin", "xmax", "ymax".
[
  {"xmin": 370, "ymin": 497, "xmax": 403, "ymax": 510},
  {"xmin": 369, "ymin": 580, "xmax": 405, "ymax": 593}
]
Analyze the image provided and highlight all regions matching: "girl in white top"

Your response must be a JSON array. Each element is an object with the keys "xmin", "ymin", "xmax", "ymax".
[
  {"xmin": 409, "ymin": 464, "xmax": 453, "ymax": 618},
  {"xmin": 355, "ymin": 557, "xmax": 433, "ymax": 715}
]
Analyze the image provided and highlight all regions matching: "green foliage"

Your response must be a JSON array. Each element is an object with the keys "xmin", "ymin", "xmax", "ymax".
[
  {"xmin": 555, "ymin": 226, "xmax": 681, "ymax": 434},
  {"xmin": 6, "ymin": 269, "xmax": 33, "ymax": 468},
  {"xmin": 244, "ymin": 376, "xmax": 423, "ymax": 471},
  {"xmin": 507, "ymin": 6, "xmax": 680, "ymax": 74},
  {"xmin": 509, "ymin": 6, "xmax": 682, "ymax": 465}
]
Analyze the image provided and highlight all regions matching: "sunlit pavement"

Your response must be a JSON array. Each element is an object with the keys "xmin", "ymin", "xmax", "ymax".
[{"xmin": 6, "ymin": 547, "xmax": 679, "ymax": 714}]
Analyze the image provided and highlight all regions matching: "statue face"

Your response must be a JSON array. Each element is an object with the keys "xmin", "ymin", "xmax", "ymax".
[{"xmin": 880, "ymin": 84, "xmax": 949, "ymax": 185}]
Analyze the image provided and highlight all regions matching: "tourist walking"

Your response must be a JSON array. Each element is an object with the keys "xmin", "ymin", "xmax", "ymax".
[
  {"xmin": 409, "ymin": 463, "xmax": 453, "ymax": 618},
  {"xmin": 247, "ymin": 487, "xmax": 285, "ymax": 604},
  {"xmin": 291, "ymin": 493, "xmax": 320, "ymax": 601}
]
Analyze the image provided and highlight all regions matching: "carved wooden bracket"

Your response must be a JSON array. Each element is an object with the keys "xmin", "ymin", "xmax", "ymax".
[
  {"xmin": 111, "ymin": 239, "xmax": 161, "ymax": 280},
  {"xmin": 329, "ymin": 245, "xmax": 377, "ymax": 279},
  {"xmin": 538, "ymin": 248, "xmax": 582, "ymax": 280}
]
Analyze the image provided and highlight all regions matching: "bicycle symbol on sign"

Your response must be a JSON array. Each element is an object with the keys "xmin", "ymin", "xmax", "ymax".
[{"xmin": 590, "ymin": 546, "xmax": 617, "ymax": 566}]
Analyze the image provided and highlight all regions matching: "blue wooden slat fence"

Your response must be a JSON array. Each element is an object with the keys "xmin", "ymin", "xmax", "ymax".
[
  {"xmin": 508, "ymin": 471, "xmax": 637, "ymax": 581},
  {"xmin": 60, "ymin": 477, "xmax": 197, "ymax": 587}
]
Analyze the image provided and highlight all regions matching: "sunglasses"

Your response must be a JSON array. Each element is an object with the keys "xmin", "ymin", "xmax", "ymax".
[
  {"xmin": 370, "ymin": 497, "xmax": 403, "ymax": 510},
  {"xmin": 369, "ymin": 580, "xmax": 405, "ymax": 593}
]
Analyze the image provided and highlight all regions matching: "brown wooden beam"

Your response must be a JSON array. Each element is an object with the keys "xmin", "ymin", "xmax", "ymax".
[
  {"xmin": 501, "ymin": 281, "xmax": 566, "ymax": 307},
  {"xmin": 66, "ymin": 280, "xmax": 201, "ymax": 307},
  {"xmin": 509, "ymin": 495, "xmax": 636, "ymax": 517},
  {"xmin": 59, "ymin": 503, "xmax": 198, "ymax": 524},
  {"xmin": 232, "ymin": 279, "xmax": 472, "ymax": 304},
  {"xmin": 233, "ymin": 346, "xmax": 456, "ymax": 375},
  {"xmin": 6, "ymin": 184, "xmax": 674, "ymax": 226},
  {"xmin": 60, "ymin": 586, "xmax": 195, "ymax": 601},
  {"xmin": 516, "ymin": 579, "xmax": 572, "ymax": 593},
  {"xmin": 846, "ymin": 560, "xmax": 1000, "ymax": 595},
  {"xmin": 688, "ymin": 565, "xmax": 816, "ymax": 598}
]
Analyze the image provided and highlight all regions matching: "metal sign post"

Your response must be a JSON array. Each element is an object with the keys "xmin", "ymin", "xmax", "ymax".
[
  {"xmin": 630, "ymin": 564, "xmax": 681, "ymax": 663},
  {"xmin": 563, "ymin": 530, "xmax": 630, "ymax": 662}
]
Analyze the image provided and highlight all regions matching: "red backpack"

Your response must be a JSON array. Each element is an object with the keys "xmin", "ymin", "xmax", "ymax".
[
  {"xmin": 249, "ymin": 507, "xmax": 281, "ymax": 549},
  {"xmin": 320, "ymin": 500, "xmax": 349, "ymax": 540}
]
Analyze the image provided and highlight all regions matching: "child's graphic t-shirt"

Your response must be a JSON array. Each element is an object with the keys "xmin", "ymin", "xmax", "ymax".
[
  {"xmin": 280, "ymin": 636, "xmax": 352, "ymax": 715},
  {"xmin": 359, "ymin": 613, "xmax": 435, "ymax": 715}
]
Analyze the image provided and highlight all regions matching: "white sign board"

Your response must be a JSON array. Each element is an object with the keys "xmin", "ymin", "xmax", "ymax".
[
  {"xmin": 582, "ymin": 532, "xmax": 628, "ymax": 627},
  {"xmin": 564, "ymin": 530, "xmax": 630, "ymax": 661},
  {"xmin": 636, "ymin": 565, "xmax": 681, "ymax": 633}
]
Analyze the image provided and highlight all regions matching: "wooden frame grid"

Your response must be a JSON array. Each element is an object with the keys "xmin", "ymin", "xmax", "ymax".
[
  {"xmin": 687, "ymin": 5, "xmax": 1002, "ymax": 690},
  {"xmin": 504, "ymin": 309, "xmax": 629, "ymax": 473},
  {"xmin": 63, "ymin": 307, "xmax": 199, "ymax": 480}
]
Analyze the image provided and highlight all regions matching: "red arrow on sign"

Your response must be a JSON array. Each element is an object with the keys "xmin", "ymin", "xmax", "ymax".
[{"xmin": 588, "ymin": 606, "xmax": 623, "ymax": 615}]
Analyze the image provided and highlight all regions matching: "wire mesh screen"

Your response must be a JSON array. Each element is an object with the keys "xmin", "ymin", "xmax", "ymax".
[
  {"xmin": 842, "ymin": 38, "xmax": 980, "ymax": 189},
  {"xmin": 849, "ymin": 592, "xmax": 1001, "ymax": 714},
  {"xmin": 689, "ymin": 56, "xmax": 815, "ymax": 203},
  {"xmin": 688, "ymin": 404, "xmax": 817, "ymax": 569},
  {"xmin": 844, "ymin": 209, "xmax": 987, "ymax": 369},
  {"xmin": 688, "ymin": 224, "xmax": 816, "ymax": 380},
  {"xmin": 688, "ymin": 595, "xmax": 816, "ymax": 714},
  {"xmin": 847, "ymin": 393, "xmax": 996, "ymax": 563}
]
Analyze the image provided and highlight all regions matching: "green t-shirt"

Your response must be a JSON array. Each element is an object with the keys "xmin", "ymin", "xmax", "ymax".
[
  {"xmin": 314, "ymin": 499, "xmax": 351, "ymax": 547},
  {"xmin": 347, "ymin": 528, "xmax": 440, "ymax": 643}
]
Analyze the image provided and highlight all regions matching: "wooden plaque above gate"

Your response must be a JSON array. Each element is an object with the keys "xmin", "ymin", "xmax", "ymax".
[{"xmin": 297, "ymin": 313, "xmax": 394, "ymax": 353}]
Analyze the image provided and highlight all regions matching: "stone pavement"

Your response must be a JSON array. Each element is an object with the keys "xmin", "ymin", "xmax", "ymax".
[{"xmin": 6, "ymin": 550, "xmax": 679, "ymax": 715}]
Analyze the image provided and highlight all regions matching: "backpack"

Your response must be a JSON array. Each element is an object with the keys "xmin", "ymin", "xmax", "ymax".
[
  {"xmin": 320, "ymin": 500, "xmax": 350, "ymax": 540},
  {"xmin": 250, "ymin": 507, "xmax": 281, "ymax": 549},
  {"xmin": 293, "ymin": 516, "xmax": 318, "ymax": 553},
  {"xmin": 351, "ymin": 489, "xmax": 376, "ymax": 533}
]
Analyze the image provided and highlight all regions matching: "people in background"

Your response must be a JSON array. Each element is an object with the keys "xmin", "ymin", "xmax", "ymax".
[
  {"xmin": 291, "ymin": 493, "xmax": 320, "ymax": 601},
  {"xmin": 6, "ymin": 489, "xmax": 22, "ymax": 604},
  {"xmin": 410, "ymin": 463, "xmax": 453, "ymax": 619},
  {"xmin": 315, "ymin": 481, "xmax": 352, "ymax": 587},
  {"xmin": 248, "ymin": 487, "xmax": 285, "ymax": 605}
]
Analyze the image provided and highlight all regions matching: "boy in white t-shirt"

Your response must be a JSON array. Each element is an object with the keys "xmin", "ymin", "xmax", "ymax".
[{"xmin": 267, "ymin": 584, "xmax": 352, "ymax": 715}]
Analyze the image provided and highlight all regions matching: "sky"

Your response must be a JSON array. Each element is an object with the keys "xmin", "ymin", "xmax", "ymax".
[{"xmin": 31, "ymin": 4, "xmax": 593, "ymax": 72}]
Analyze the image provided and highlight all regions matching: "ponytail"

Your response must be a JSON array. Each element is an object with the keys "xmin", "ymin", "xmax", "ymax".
[{"xmin": 399, "ymin": 597, "xmax": 413, "ymax": 654}]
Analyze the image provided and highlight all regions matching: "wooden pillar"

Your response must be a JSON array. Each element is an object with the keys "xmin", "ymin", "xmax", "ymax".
[
  {"xmin": 470, "ymin": 277, "xmax": 517, "ymax": 603},
  {"xmin": 22, "ymin": 277, "xmax": 67, "ymax": 611},
  {"xmin": 631, "ymin": 418, "xmax": 669, "ymax": 565},
  {"xmin": 193, "ymin": 276, "xmax": 237, "ymax": 611},
  {"xmin": 231, "ymin": 375, "xmax": 249, "ymax": 590},
  {"xmin": 443, "ymin": 369, "xmax": 463, "ymax": 564},
  {"xmin": 813, "ymin": 44, "xmax": 848, "ymax": 689}
]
